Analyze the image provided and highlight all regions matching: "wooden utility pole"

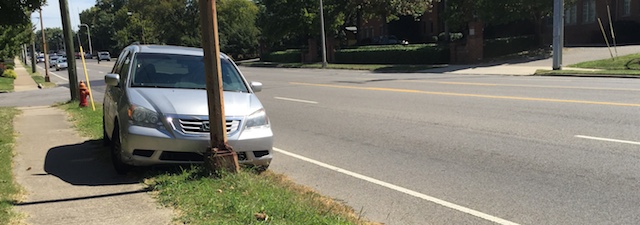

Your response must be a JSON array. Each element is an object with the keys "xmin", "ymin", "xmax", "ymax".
[
  {"xmin": 59, "ymin": 0, "xmax": 79, "ymax": 100},
  {"xmin": 38, "ymin": 9, "xmax": 50, "ymax": 82},
  {"xmin": 199, "ymin": 0, "xmax": 239, "ymax": 174}
]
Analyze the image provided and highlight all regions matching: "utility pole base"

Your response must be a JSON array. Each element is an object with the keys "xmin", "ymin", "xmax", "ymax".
[{"xmin": 204, "ymin": 147, "xmax": 239, "ymax": 175}]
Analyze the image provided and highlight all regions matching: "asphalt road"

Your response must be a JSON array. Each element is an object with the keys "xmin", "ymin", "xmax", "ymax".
[
  {"xmin": 238, "ymin": 67, "xmax": 640, "ymax": 225},
  {"xmin": 17, "ymin": 59, "xmax": 640, "ymax": 224},
  {"xmin": 34, "ymin": 58, "xmax": 114, "ymax": 103}
]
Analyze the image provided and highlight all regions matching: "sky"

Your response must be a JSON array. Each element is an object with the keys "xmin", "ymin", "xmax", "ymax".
[{"xmin": 30, "ymin": 0, "xmax": 97, "ymax": 32}]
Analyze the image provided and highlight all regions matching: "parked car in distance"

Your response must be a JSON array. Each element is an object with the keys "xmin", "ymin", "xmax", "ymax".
[
  {"xmin": 102, "ymin": 44, "xmax": 273, "ymax": 174},
  {"xmin": 372, "ymin": 35, "xmax": 409, "ymax": 45},
  {"xmin": 49, "ymin": 55, "xmax": 59, "ymax": 68},
  {"xmin": 98, "ymin": 51, "xmax": 111, "ymax": 61},
  {"xmin": 55, "ymin": 57, "xmax": 68, "ymax": 71},
  {"xmin": 84, "ymin": 52, "xmax": 93, "ymax": 59}
]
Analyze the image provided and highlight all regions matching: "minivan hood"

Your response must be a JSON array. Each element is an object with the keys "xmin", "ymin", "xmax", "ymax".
[{"xmin": 128, "ymin": 88, "xmax": 263, "ymax": 117}]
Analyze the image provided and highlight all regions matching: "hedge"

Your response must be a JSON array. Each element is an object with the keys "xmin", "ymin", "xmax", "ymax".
[
  {"xmin": 1, "ymin": 69, "xmax": 17, "ymax": 79},
  {"xmin": 262, "ymin": 44, "xmax": 450, "ymax": 65},
  {"xmin": 335, "ymin": 44, "xmax": 449, "ymax": 64},
  {"xmin": 484, "ymin": 36, "xmax": 537, "ymax": 58},
  {"xmin": 261, "ymin": 49, "xmax": 302, "ymax": 63}
]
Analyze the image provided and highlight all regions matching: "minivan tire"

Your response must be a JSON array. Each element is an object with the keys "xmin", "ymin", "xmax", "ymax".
[{"xmin": 111, "ymin": 123, "xmax": 132, "ymax": 174}]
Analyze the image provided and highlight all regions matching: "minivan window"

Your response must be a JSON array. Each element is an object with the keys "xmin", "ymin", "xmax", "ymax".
[{"xmin": 130, "ymin": 53, "xmax": 248, "ymax": 92}]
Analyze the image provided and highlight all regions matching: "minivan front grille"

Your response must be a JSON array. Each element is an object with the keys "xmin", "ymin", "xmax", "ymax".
[{"xmin": 178, "ymin": 119, "xmax": 240, "ymax": 134}]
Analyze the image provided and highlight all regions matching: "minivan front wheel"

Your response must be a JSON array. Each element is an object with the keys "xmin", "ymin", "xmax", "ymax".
[
  {"xmin": 102, "ymin": 116, "xmax": 111, "ymax": 146},
  {"xmin": 111, "ymin": 124, "xmax": 132, "ymax": 174}
]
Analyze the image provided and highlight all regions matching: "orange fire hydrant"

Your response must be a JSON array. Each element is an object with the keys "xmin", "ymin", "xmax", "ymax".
[{"xmin": 79, "ymin": 81, "xmax": 90, "ymax": 107}]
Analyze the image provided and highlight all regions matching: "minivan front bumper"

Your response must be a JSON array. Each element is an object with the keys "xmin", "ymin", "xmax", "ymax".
[{"xmin": 120, "ymin": 123, "xmax": 273, "ymax": 167}]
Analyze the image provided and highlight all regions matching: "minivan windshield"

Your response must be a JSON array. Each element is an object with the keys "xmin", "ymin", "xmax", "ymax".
[{"xmin": 130, "ymin": 53, "xmax": 248, "ymax": 92}]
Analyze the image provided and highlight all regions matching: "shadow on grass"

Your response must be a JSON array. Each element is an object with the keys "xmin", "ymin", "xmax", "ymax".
[{"xmin": 624, "ymin": 58, "xmax": 640, "ymax": 70}]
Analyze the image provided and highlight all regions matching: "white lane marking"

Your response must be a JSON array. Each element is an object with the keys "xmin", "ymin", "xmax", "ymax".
[
  {"xmin": 575, "ymin": 135, "xmax": 640, "ymax": 145},
  {"xmin": 274, "ymin": 97, "xmax": 318, "ymax": 104},
  {"xmin": 48, "ymin": 71, "xmax": 69, "ymax": 81},
  {"xmin": 273, "ymin": 147, "xmax": 520, "ymax": 225}
]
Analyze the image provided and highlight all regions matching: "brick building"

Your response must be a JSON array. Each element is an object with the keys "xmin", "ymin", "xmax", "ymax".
[
  {"xmin": 563, "ymin": 0, "xmax": 640, "ymax": 45},
  {"xmin": 357, "ymin": 0, "xmax": 640, "ymax": 46}
]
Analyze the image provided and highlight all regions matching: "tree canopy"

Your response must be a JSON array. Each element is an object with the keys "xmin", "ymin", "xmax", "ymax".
[
  {"xmin": 0, "ymin": 0, "xmax": 45, "ymax": 25},
  {"xmin": 79, "ymin": 0, "xmax": 261, "ymax": 59}
]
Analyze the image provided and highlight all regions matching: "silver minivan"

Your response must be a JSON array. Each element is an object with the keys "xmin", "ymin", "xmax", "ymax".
[{"xmin": 103, "ymin": 44, "xmax": 273, "ymax": 174}]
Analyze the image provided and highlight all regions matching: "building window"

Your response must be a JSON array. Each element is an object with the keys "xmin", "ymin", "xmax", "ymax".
[
  {"xmin": 565, "ymin": 5, "xmax": 578, "ymax": 25},
  {"xmin": 623, "ymin": 0, "xmax": 631, "ymax": 16},
  {"xmin": 582, "ymin": 0, "xmax": 596, "ymax": 23}
]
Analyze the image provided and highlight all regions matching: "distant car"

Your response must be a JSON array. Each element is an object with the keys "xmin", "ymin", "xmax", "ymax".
[
  {"xmin": 75, "ymin": 52, "xmax": 81, "ymax": 59},
  {"xmin": 372, "ymin": 35, "xmax": 409, "ymax": 45},
  {"xmin": 84, "ymin": 53, "xmax": 93, "ymax": 59},
  {"xmin": 49, "ymin": 55, "xmax": 59, "ymax": 68},
  {"xmin": 36, "ymin": 56, "xmax": 45, "ymax": 63},
  {"xmin": 98, "ymin": 52, "xmax": 111, "ymax": 61},
  {"xmin": 55, "ymin": 57, "xmax": 68, "ymax": 71}
]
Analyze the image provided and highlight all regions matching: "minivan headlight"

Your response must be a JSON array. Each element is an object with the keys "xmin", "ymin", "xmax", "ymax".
[
  {"xmin": 128, "ymin": 105, "xmax": 162, "ymax": 128},
  {"xmin": 244, "ymin": 109, "xmax": 269, "ymax": 129}
]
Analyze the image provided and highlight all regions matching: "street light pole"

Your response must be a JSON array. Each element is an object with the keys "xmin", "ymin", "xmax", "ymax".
[
  {"xmin": 38, "ymin": 9, "xmax": 50, "ymax": 82},
  {"xmin": 79, "ymin": 24, "xmax": 93, "ymax": 56},
  {"xmin": 319, "ymin": 0, "xmax": 328, "ymax": 68}
]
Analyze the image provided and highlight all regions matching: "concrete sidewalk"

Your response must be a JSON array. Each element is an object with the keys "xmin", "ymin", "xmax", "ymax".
[
  {"xmin": 7, "ymin": 59, "xmax": 174, "ymax": 224},
  {"xmin": 424, "ymin": 45, "xmax": 640, "ymax": 76},
  {"xmin": 12, "ymin": 106, "xmax": 174, "ymax": 224},
  {"xmin": 12, "ymin": 58, "xmax": 40, "ymax": 92}
]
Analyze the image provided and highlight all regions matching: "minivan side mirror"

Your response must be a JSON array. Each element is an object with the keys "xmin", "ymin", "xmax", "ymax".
[
  {"xmin": 250, "ymin": 81, "xmax": 262, "ymax": 92},
  {"xmin": 105, "ymin": 73, "xmax": 120, "ymax": 86}
]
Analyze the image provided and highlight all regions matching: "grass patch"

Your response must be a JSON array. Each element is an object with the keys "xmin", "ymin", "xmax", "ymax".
[
  {"xmin": 0, "ymin": 77, "xmax": 13, "ymax": 92},
  {"xmin": 570, "ymin": 52, "xmax": 640, "ymax": 70},
  {"xmin": 57, "ymin": 102, "xmax": 378, "ymax": 225},
  {"xmin": 0, "ymin": 107, "xmax": 21, "ymax": 224},
  {"xmin": 20, "ymin": 62, "xmax": 55, "ymax": 88},
  {"xmin": 149, "ymin": 167, "xmax": 372, "ymax": 224},
  {"xmin": 56, "ymin": 101, "xmax": 103, "ymax": 139},
  {"xmin": 243, "ymin": 62, "xmax": 435, "ymax": 72},
  {"xmin": 535, "ymin": 52, "xmax": 640, "ymax": 77}
]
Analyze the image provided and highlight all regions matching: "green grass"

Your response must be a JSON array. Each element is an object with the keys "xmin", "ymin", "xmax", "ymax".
[
  {"xmin": 150, "ymin": 167, "xmax": 367, "ymax": 224},
  {"xmin": 570, "ymin": 52, "xmax": 640, "ymax": 70},
  {"xmin": 20, "ymin": 62, "xmax": 56, "ymax": 88},
  {"xmin": 242, "ymin": 62, "xmax": 435, "ymax": 72},
  {"xmin": 56, "ymin": 102, "xmax": 103, "ymax": 138},
  {"xmin": 0, "ymin": 107, "xmax": 21, "ymax": 224},
  {"xmin": 0, "ymin": 77, "xmax": 13, "ymax": 92},
  {"xmin": 535, "ymin": 52, "xmax": 640, "ymax": 76},
  {"xmin": 57, "ymin": 102, "xmax": 377, "ymax": 225}
]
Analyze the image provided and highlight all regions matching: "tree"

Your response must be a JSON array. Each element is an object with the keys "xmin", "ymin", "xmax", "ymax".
[
  {"xmin": 0, "ymin": 24, "xmax": 32, "ymax": 59},
  {"xmin": 443, "ymin": 0, "xmax": 577, "ymax": 45},
  {"xmin": 256, "ymin": 0, "xmax": 348, "ymax": 49},
  {"xmin": 79, "ymin": 0, "xmax": 262, "ymax": 58},
  {"xmin": 0, "ymin": 0, "xmax": 45, "ymax": 25},
  {"xmin": 217, "ymin": 0, "xmax": 261, "ymax": 58}
]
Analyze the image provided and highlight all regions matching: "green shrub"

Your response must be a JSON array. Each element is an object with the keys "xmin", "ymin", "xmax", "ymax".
[
  {"xmin": 335, "ymin": 44, "xmax": 449, "ymax": 64},
  {"xmin": 484, "ymin": 35, "xmax": 537, "ymax": 58},
  {"xmin": 262, "ymin": 49, "xmax": 302, "ymax": 63},
  {"xmin": 1, "ymin": 69, "xmax": 17, "ymax": 79}
]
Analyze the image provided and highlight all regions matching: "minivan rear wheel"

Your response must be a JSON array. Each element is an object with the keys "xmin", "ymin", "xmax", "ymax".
[{"xmin": 111, "ymin": 124, "xmax": 132, "ymax": 174}]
